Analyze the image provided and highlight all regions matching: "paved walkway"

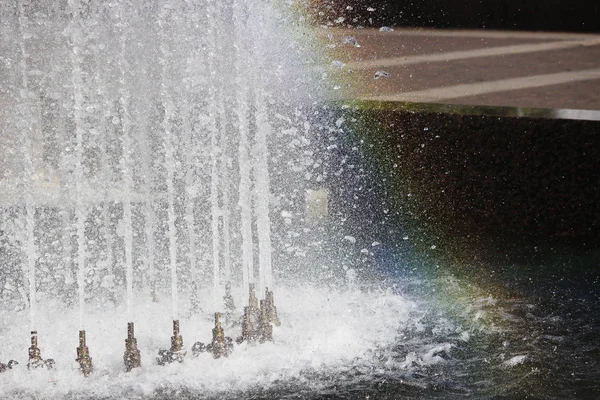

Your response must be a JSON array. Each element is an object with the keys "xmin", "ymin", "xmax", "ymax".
[{"xmin": 323, "ymin": 28, "xmax": 600, "ymax": 111}]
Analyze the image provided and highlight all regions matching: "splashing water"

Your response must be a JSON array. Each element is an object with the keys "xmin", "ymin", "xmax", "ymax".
[
  {"xmin": 2, "ymin": 1, "xmax": 598, "ymax": 399},
  {"xmin": 1, "ymin": 0, "xmax": 323, "ymax": 318}
]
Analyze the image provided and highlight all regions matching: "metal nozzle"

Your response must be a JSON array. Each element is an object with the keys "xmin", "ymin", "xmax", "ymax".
[
  {"xmin": 124, "ymin": 322, "xmax": 141, "ymax": 372},
  {"xmin": 237, "ymin": 306, "xmax": 255, "ymax": 344},
  {"xmin": 210, "ymin": 312, "xmax": 232, "ymax": 358},
  {"xmin": 27, "ymin": 331, "xmax": 54, "ymax": 370},
  {"xmin": 76, "ymin": 330, "xmax": 93, "ymax": 377},
  {"xmin": 157, "ymin": 320, "xmax": 186, "ymax": 365},
  {"xmin": 128, "ymin": 322, "xmax": 135, "ymax": 339},
  {"xmin": 171, "ymin": 320, "xmax": 183, "ymax": 353},
  {"xmin": 248, "ymin": 283, "xmax": 260, "ymax": 320},
  {"xmin": 266, "ymin": 289, "xmax": 281, "ymax": 326},
  {"xmin": 31, "ymin": 331, "xmax": 38, "ymax": 346},
  {"xmin": 259, "ymin": 300, "xmax": 273, "ymax": 342},
  {"xmin": 27, "ymin": 331, "xmax": 42, "ymax": 369},
  {"xmin": 212, "ymin": 313, "xmax": 224, "ymax": 342}
]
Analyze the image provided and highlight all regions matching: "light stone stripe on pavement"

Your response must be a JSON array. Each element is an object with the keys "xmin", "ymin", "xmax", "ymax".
[
  {"xmin": 360, "ymin": 68, "xmax": 600, "ymax": 102},
  {"xmin": 337, "ymin": 27, "xmax": 599, "ymax": 41},
  {"xmin": 346, "ymin": 38, "xmax": 600, "ymax": 69}
]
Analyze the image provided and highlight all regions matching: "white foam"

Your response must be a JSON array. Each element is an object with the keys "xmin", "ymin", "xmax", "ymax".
[
  {"xmin": 503, "ymin": 355, "xmax": 527, "ymax": 367},
  {"xmin": 0, "ymin": 285, "xmax": 417, "ymax": 397}
]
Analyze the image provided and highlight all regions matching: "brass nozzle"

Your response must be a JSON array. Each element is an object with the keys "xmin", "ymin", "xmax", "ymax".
[
  {"xmin": 248, "ymin": 283, "xmax": 260, "ymax": 320},
  {"xmin": 124, "ymin": 322, "xmax": 141, "ymax": 372},
  {"xmin": 265, "ymin": 289, "xmax": 281, "ymax": 326},
  {"xmin": 27, "ymin": 331, "xmax": 54, "ymax": 370},
  {"xmin": 157, "ymin": 320, "xmax": 186, "ymax": 365},
  {"xmin": 212, "ymin": 312, "xmax": 225, "ymax": 343},
  {"xmin": 238, "ymin": 306, "xmax": 255, "ymax": 344},
  {"xmin": 259, "ymin": 300, "xmax": 273, "ymax": 342},
  {"xmin": 128, "ymin": 322, "xmax": 135, "ymax": 340},
  {"xmin": 76, "ymin": 330, "xmax": 93, "ymax": 377},
  {"xmin": 171, "ymin": 320, "xmax": 183, "ymax": 353},
  {"xmin": 210, "ymin": 312, "xmax": 232, "ymax": 358},
  {"xmin": 29, "ymin": 331, "xmax": 42, "ymax": 363}
]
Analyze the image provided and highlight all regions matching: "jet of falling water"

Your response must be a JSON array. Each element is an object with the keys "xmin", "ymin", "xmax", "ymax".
[
  {"xmin": 1, "ymin": 0, "xmax": 326, "ymax": 324},
  {"xmin": 69, "ymin": 0, "xmax": 88, "ymax": 330},
  {"xmin": 118, "ymin": 21, "xmax": 135, "ymax": 324},
  {"xmin": 15, "ymin": 0, "xmax": 38, "ymax": 333},
  {"xmin": 158, "ymin": 4, "xmax": 179, "ymax": 319}
]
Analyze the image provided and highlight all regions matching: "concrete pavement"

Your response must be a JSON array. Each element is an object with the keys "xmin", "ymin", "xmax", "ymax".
[{"xmin": 323, "ymin": 27, "xmax": 600, "ymax": 111}]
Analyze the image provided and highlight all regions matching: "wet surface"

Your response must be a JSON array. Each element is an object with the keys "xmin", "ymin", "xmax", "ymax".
[
  {"xmin": 43, "ymin": 264, "xmax": 597, "ymax": 400},
  {"xmin": 320, "ymin": 27, "xmax": 600, "ymax": 110}
]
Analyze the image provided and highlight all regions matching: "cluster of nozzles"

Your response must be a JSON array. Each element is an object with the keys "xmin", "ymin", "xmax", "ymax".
[{"xmin": 0, "ymin": 284, "xmax": 280, "ymax": 377}]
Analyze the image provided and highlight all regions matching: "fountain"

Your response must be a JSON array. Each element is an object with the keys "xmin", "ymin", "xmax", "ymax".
[
  {"xmin": 123, "ymin": 322, "xmax": 141, "ymax": 372},
  {"xmin": 1, "ymin": 0, "xmax": 598, "ymax": 399},
  {"xmin": 156, "ymin": 320, "xmax": 185, "ymax": 366},
  {"xmin": 75, "ymin": 330, "xmax": 93, "ymax": 377},
  {"xmin": 26, "ymin": 331, "xmax": 54, "ymax": 370},
  {"xmin": 1, "ymin": 0, "xmax": 330, "ymax": 388}
]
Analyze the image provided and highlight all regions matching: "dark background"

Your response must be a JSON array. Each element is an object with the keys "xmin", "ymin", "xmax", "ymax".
[
  {"xmin": 322, "ymin": 103, "xmax": 600, "ymax": 291},
  {"xmin": 309, "ymin": 0, "xmax": 600, "ymax": 32}
]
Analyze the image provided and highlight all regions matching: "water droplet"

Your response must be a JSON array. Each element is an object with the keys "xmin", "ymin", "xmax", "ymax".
[
  {"xmin": 342, "ymin": 36, "xmax": 360, "ymax": 47},
  {"xmin": 379, "ymin": 26, "xmax": 394, "ymax": 32},
  {"xmin": 374, "ymin": 70, "xmax": 390, "ymax": 80},
  {"xmin": 331, "ymin": 60, "xmax": 345, "ymax": 69}
]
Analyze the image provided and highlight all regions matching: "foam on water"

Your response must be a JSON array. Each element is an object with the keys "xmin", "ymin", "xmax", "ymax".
[{"xmin": 0, "ymin": 284, "xmax": 422, "ymax": 397}]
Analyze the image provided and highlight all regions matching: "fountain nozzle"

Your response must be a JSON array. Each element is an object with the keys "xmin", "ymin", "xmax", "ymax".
[
  {"xmin": 123, "ymin": 322, "xmax": 141, "ymax": 372},
  {"xmin": 265, "ymin": 287, "xmax": 281, "ymax": 326},
  {"xmin": 171, "ymin": 320, "xmax": 183, "ymax": 353},
  {"xmin": 210, "ymin": 312, "xmax": 232, "ymax": 358},
  {"xmin": 157, "ymin": 320, "xmax": 186, "ymax": 365},
  {"xmin": 76, "ymin": 330, "xmax": 93, "ymax": 377},
  {"xmin": 248, "ymin": 283, "xmax": 260, "ymax": 320},
  {"xmin": 236, "ymin": 306, "xmax": 256, "ymax": 344},
  {"xmin": 258, "ymin": 300, "xmax": 273, "ymax": 343},
  {"xmin": 27, "ymin": 331, "xmax": 54, "ymax": 370}
]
